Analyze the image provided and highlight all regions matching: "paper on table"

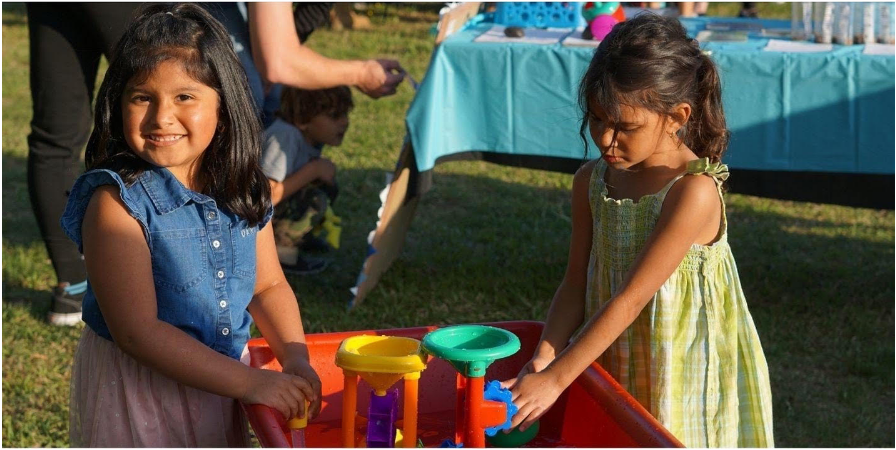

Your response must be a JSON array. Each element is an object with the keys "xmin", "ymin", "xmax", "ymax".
[
  {"xmin": 764, "ymin": 39, "xmax": 833, "ymax": 53},
  {"xmin": 474, "ymin": 25, "xmax": 573, "ymax": 45},
  {"xmin": 696, "ymin": 30, "xmax": 748, "ymax": 42},
  {"xmin": 562, "ymin": 28, "xmax": 601, "ymax": 47},
  {"xmin": 706, "ymin": 21, "xmax": 763, "ymax": 32},
  {"xmin": 760, "ymin": 28, "xmax": 792, "ymax": 38},
  {"xmin": 863, "ymin": 43, "xmax": 896, "ymax": 55}
]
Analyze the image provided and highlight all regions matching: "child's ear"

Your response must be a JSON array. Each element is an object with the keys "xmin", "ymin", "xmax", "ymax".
[{"xmin": 668, "ymin": 102, "xmax": 692, "ymax": 133}]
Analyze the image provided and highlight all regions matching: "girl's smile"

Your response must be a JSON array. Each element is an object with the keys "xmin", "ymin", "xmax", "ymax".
[
  {"xmin": 122, "ymin": 59, "xmax": 220, "ymax": 189},
  {"xmin": 143, "ymin": 134, "xmax": 186, "ymax": 146}
]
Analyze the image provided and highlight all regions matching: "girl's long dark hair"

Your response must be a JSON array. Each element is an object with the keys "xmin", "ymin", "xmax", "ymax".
[
  {"xmin": 578, "ymin": 13, "xmax": 729, "ymax": 163},
  {"xmin": 86, "ymin": 3, "xmax": 270, "ymax": 225}
]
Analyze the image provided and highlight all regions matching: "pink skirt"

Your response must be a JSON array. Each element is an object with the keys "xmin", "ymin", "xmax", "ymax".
[{"xmin": 69, "ymin": 327, "xmax": 251, "ymax": 447}]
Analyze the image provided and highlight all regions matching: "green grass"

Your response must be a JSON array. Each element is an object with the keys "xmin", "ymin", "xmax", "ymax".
[{"xmin": 2, "ymin": 2, "xmax": 893, "ymax": 448}]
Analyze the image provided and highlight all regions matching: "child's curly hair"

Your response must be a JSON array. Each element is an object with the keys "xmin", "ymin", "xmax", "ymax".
[{"xmin": 278, "ymin": 86, "xmax": 354, "ymax": 126}]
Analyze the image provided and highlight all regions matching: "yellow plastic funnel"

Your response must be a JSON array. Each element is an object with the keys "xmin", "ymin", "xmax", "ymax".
[{"xmin": 335, "ymin": 335, "xmax": 426, "ymax": 395}]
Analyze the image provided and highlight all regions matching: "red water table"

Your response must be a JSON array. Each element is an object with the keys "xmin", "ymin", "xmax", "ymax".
[{"xmin": 240, "ymin": 321, "xmax": 683, "ymax": 448}]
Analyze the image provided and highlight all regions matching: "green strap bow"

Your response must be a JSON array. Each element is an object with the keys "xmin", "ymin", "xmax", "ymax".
[{"xmin": 687, "ymin": 157, "xmax": 730, "ymax": 181}]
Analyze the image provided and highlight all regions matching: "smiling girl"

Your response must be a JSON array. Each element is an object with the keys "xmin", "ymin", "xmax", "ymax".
[
  {"xmin": 59, "ymin": 4, "xmax": 320, "ymax": 446},
  {"xmin": 502, "ymin": 14, "xmax": 774, "ymax": 447}
]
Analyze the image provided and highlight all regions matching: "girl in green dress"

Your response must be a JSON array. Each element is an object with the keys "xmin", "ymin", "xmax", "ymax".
[{"xmin": 502, "ymin": 14, "xmax": 774, "ymax": 447}]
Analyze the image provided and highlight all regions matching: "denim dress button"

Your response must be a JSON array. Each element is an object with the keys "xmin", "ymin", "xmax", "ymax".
[
  {"xmin": 222, "ymin": 327, "xmax": 230, "ymax": 336},
  {"xmin": 219, "ymin": 300, "xmax": 227, "ymax": 308},
  {"xmin": 212, "ymin": 240, "xmax": 221, "ymax": 248},
  {"xmin": 207, "ymin": 211, "xmax": 216, "ymax": 220},
  {"xmin": 217, "ymin": 270, "xmax": 225, "ymax": 279}
]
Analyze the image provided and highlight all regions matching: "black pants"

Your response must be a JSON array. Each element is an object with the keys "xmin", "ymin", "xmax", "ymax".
[{"xmin": 26, "ymin": 3, "xmax": 139, "ymax": 283}]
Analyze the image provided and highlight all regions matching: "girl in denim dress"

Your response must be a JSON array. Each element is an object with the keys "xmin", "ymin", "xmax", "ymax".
[{"xmin": 59, "ymin": 4, "xmax": 320, "ymax": 446}]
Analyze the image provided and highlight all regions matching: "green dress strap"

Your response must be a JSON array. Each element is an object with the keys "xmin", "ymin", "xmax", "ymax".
[
  {"xmin": 686, "ymin": 157, "xmax": 729, "ymax": 182},
  {"xmin": 686, "ymin": 157, "xmax": 730, "ymax": 236}
]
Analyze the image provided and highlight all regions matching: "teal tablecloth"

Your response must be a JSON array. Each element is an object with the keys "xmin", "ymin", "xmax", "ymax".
[{"xmin": 406, "ymin": 16, "xmax": 895, "ymax": 174}]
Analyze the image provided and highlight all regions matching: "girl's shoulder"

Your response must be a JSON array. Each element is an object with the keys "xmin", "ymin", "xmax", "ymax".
[
  {"xmin": 572, "ymin": 159, "xmax": 601, "ymax": 198},
  {"xmin": 61, "ymin": 169, "xmax": 149, "ymax": 252},
  {"xmin": 574, "ymin": 159, "xmax": 601, "ymax": 185}
]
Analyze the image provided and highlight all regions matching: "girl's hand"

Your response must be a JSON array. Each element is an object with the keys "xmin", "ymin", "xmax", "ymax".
[
  {"xmin": 500, "ymin": 355, "xmax": 553, "ymax": 390},
  {"xmin": 508, "ymin": 369, "xmax": 565, "ymax": 432},
  {"xmin": 241, "ymin": 368, "xmax": 315, "ymax": 421},
  {"xmin": 281, "ymin": 357, "xmax": 323, "ymax": 420}
]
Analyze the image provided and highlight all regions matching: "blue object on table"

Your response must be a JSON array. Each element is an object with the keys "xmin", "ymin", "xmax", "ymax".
[
  {"xmin": 494, "ymin": 2, "xmax": 585, "ymax": 29},
  {"xmin": 405, "ymin": 16, "xmax": 895, "ymax": 175}
]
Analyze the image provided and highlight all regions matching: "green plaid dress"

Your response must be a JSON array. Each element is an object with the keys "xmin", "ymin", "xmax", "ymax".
[{"xmin": 585, "ymin": 158, "xmax": 774, "ymax": 447}]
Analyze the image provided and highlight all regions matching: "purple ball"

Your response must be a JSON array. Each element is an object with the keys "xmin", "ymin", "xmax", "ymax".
[{"xmin": 589, "ymin": 15, "xmax": 618, "ymax": 41}]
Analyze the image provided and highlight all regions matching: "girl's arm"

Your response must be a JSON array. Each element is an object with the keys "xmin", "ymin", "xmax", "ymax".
[
  {"xmin": 516, "ymin": 161, "xmax": 596, "ymax": 376},
  {"xmin": 83, "ymin": 186, "xmax": 313, "ymax": 421},
  {"xmin": 247, "ymin": 2, "xmax": 404, "ymax": 98},
  {"xmin": 247, "ymin": 219, "xmax": 322, "ymax": 419},
  {"xmin": 508, "ymin": 174, "xmax": 722, "ymax": 431}
]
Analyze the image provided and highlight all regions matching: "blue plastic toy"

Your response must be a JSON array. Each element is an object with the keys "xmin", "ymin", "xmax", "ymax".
[{"xmin": 482, "ymin": 380, "xmax": 518, "ymax": 437}]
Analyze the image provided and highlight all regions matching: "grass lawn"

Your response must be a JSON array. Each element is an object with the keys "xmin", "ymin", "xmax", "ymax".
[{"xmin": 2, "ymin": 2, "xmax": 893, "ymax": 447}]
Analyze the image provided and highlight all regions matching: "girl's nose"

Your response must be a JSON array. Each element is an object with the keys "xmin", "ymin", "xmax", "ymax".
[
  {"xmin": 149, "ymin": 100, "xmax": 176, "ymax": 127},
  {"xmin": 596, "ymin": 125, "xmax": 615, "ymax": 150}
]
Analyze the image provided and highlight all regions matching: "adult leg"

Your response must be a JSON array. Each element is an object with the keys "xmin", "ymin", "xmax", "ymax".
[
  {"xmin": 26, "ymin": 3, "xmax": 135, "ymax": 324},
  {"xmin": 27, "ymin": 3, "xmax": 99, "ymax": 285}
]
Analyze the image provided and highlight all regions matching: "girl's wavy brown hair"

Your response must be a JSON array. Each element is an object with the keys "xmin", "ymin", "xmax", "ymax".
[{"xmin": 578, "ymin": 13, "xmax": 730, "ymax": 164}]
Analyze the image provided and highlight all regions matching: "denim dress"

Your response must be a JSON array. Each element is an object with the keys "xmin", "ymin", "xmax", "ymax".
[{"xmin": 60, "ymin": 166, "xmax": 272, "ymax": 447}]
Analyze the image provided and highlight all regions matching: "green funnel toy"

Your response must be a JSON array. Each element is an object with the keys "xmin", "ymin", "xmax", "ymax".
[{"xmin": 421, "ymin": 325, "xmax": 520, "ymax": 377}]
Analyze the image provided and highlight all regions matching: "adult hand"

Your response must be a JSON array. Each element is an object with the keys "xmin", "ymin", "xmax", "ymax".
[
  {"xmin": 507, "ymin": 369, "xmax": 565, "ymax": 433},
  {"xmin": 240, "ymin": 367, "xmax": 315, "ymax": 421},
  {"xmin": 281, "ymin": 356, "xmax": 323, "ymax": 420},
  {"xmin": 357, "ymin": 59, "xmax": 405, "ymax": 98}
]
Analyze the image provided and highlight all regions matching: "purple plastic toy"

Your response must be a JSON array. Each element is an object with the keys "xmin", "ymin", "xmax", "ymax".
[{"xmin": 367, "ymin": 388, "xmax": 399, "ymax": 447}]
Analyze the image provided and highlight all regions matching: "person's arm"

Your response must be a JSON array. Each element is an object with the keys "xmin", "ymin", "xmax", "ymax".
[
  {"xmin": 83, "ymin": 186, "xmax": 313, "ymax": 420},
  {"xmin": 269, "ymin": 158, "xmax": 336, "ymax": 205},
  {"xmin": 503, "ymin": 161, "xmax": 595, "ymax": 387},
  {"xmin": 248, "ymin": 2, "xmax": 404, "ymax": 98},
  {"xmin": 248, "ymin": 219, "xmax": 323, "ymax": 419},
  {"xmin": 507, "ymin": 173, "xmax": 722, "ymax": 431}
]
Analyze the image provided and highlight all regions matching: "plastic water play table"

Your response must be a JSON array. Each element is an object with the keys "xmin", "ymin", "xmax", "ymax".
[{"xmin": 241, "ymin": 321, "xmax": 683, "ymax": 447}]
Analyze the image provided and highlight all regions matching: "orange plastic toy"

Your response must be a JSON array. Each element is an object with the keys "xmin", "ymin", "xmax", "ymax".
[{"xmin": 240, "ymin": 321, "xmax": 683, "ymax": 448}]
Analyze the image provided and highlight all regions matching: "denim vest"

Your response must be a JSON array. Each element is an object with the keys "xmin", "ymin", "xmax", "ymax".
[{"xmin": 60, "ymin": 166, "xmax": 272, "ymax": 359}]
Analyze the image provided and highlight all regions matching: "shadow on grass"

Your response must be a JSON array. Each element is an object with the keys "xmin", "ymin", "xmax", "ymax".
[{"xmin": 2, "ymin": 286, "xmax": 52, "ymax": 323}]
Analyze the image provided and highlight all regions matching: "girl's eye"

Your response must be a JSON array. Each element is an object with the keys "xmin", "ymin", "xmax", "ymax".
[
  {"xmin": 177, "ymin": 94, "xmax": 194, "ymax": 101},
  {"xmin": 131, "ymin": 95, "xmax": 151, "ymax": 103}
]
